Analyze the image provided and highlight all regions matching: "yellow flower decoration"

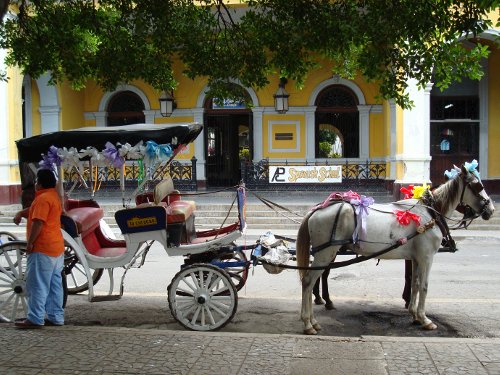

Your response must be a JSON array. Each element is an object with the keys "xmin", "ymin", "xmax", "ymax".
[{"xmin": 412, "ymin": 183, "xmax": 430, "ymax": 199}]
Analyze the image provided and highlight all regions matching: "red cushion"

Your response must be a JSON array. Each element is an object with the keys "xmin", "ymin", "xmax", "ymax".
[
  {"xmin": 66, "ymin": 207, "xmax": 104, "ymax": 235},
  {"xmin": 166, "ymin": 201, "xmax": 195, "ymax": 223},
  {"xmin": 92, "ymin": 247, "xmax": 127, "ymax": 257}
]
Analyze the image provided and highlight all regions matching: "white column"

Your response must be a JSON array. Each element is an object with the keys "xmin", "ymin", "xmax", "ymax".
[
  {"xmin": 479, "ymin": 58, "xmax": 489, "ymax": 179},
  {"xmin": 389, "ymin": 100, "xmax": 397, "ymax": 180},
  {"xmin": 358, "ymin": 105, "xmax": 371, "ymax": 160},
  {"xmin": 143, "ymin": 110, "xmax": 156, "ymax": 124},
  {"xmin": 396, "ymin": 80, "xmax": 433, "ymax": 184},
  {"xmin": 192, "ymin": 108, "xmax": 205, "ymax": 181},
  {"xmin": 252, "ymin": 107, "xmax": 264, "ymax": 161},
  {"xmin": 305, "ymin": 107, "xmax": 316, "ymax": 162},
  {"xmin": 0, "ymin": 43, "xmax": 9, "ymax": 181},
  {"xmin": 39, "ymin": 106, "xmax": 60, "ymax": 133}
]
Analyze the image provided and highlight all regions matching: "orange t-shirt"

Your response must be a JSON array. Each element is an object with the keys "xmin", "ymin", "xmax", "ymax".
[{"xmin": 27, "ymin": 188, "xmax": 64, "ymax": 257}]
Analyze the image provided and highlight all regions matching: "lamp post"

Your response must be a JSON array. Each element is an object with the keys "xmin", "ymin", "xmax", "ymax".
[
  {"xmin": 273, "ymin": 78, "xmax": 289, "ymax": 114},
  {"xmin": 159, "ymin": 90, "xmax": 175, "ymax": 117}
]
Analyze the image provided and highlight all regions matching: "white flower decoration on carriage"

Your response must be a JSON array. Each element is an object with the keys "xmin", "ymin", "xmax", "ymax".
[
  {"xmin": 58, "ymin": 147, "xmax": 82, "ymax": 168},
  {"xmin": 118, "ymin": 141, "xmax": 144, "ymax": 160},
  {"xmin": 78, "ymin": 146, "xmax": 107, "ymax": 166}
]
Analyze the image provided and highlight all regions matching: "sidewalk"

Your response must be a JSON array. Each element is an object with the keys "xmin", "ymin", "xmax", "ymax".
[{"xmin": 0, "ymin": 324, "xmax": 499, "ymax": 375}]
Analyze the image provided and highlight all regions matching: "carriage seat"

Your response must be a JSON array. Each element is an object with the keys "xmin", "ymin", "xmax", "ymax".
[
  {"xmin": 62, "ymin": 205, "xmax": 127, "ymax": 258},
  {"xmin": 65, "ymin": 206, "xmax": 104, "ymax": 237}
]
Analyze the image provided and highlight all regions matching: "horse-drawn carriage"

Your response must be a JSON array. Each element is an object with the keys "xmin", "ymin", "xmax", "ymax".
[
  {"xmin": 0, "ymin": 121, "xmax": 495, "ymax": 334},
  {"xmin": 1, "ymin": 123, "xmax": 250, "ymax": 330}
]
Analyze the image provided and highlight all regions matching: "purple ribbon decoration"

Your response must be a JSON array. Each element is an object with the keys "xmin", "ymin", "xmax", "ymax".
[
  {"xmin": 102, "ymin": 142, "xmax": 125, "ymax": 168},
  {"xmin": 39, "ymin": 145, "xmax": 62, "ymax": 170},
  {"xmin": 350, "ymin": 195, "xmax": 375, "ymax": 243}
]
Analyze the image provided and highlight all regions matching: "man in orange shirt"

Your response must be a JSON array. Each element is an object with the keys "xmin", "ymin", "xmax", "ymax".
[{"xmin": 13, "ymin": 169, "xmax": 65, "ymax": 328}]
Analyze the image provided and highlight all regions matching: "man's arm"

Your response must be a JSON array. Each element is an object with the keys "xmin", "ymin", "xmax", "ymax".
[
  {"xmin": 26, "ymin": 219, "xmax": 43, "ymax": 254},
  {"xmin": 13, "ymin": 207, "xmax": 30, "ymax": 225}
]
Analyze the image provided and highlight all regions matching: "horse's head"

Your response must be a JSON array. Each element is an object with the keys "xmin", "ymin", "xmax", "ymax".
[{"xmin": 457, "ymin": 165, "xmax": 495, "ymax": 220}]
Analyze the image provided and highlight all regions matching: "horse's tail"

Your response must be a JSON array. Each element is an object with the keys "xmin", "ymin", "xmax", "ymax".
[{"xmin": 297, "ymin": 210, "xmax": 314, "ymax": 281}]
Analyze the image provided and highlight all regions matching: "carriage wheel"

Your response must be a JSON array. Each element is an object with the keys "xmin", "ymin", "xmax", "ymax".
[
  {"xmin": 64, "ymin": 243, "xmax": 103, "ymax": 294},
  {"xmin": 0, "ymin": 232, "xmax": 19, "ymax": 272},
  {"xmin": 167, "ymin": 263, "xmax": 238, "ymax": 331},
  {"xmin": 213, "ymin": 249, "xmax": 249, "ymax": 293},
  {"xmin": 0, "ymin": 241, "xmax": 28, "ymax": 322}
]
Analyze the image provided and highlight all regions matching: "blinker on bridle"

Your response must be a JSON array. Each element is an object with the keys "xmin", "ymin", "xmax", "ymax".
[{"xmin": 458, "ymin": 174, "xmax": 490, "ymax": 220}]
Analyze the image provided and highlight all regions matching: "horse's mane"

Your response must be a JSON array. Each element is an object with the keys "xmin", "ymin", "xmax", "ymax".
[{"xmin": 430, "ymin": 175, "xmax": 461, "ymax": 214}]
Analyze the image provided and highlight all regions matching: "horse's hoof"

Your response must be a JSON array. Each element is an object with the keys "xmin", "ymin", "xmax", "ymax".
[
  {"xmin": 423, "ymin": 322, "xmax": 437, "ymax": 330},
  {"xmin": 314, "ymin": 298, "xmax": 323, "ymax": 305},
  {"xmin": 325, "ymin": 302, "xmax": 335, "ymax": 310},
  {"xmin": 304, "ymin": 327, "xmax": 318, "ymax": 335},
  {"xmin": 312, "ymin": 323, "xmax": 322, "ymax": 331}
]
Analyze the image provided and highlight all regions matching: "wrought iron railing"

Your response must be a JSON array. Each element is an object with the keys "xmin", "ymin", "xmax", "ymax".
[
  {"xmin": 62, "ymin": 157, "xmax": 198, "ymax": 193},
  {"xmin": 241, "ymin": 159, "xmax": 387, "ymax": 191}
]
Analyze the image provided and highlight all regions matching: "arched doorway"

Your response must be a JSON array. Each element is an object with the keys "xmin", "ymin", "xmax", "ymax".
[
  {"xmin": 430, "ymin": 78, "xmax": 479, "ymax": 185},
  {"xmin": 107, "ymin": 90, "xmax": 145, "ymax": 126},
  {"xmin": 315, "ymin": 85, "xmax": 359, "ymax": 158},
  {"xmin": 204, "ymin": 97, "xmax": 252, "ymax": 187}
]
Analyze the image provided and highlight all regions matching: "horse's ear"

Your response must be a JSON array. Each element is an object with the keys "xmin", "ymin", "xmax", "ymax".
[{"xmin": 461, "ymin": 164, "xmax": 468, "ymax": 175}]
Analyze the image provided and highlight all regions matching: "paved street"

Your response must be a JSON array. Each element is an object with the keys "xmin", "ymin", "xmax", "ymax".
[{"xmin": 1, "ymin": 193, "xmax": 499, "ymax": 374}]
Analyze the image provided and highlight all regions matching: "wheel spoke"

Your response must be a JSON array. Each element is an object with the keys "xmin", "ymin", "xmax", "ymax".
[
  {"xmin": 2, "ymin": 251, "xmax": 18, "ymax": 278},
  {"xmin": 204, "ymin": 305, "xmax": 216, "ymax": 325},
  {"xmin": 0, "ymin": 292, "xmax": 15, "ymax": 314},
  {"xmin": 206, "ymin": 301, "xmax": 228, "ymax": 317},
  {"xmin": 0, "ymin": 273, "xmax": 13, "ymax": 283},
  {"xmin": 175, "ymin": 286, "xmax": 194, "ymax": 296},
  {"xmin": 0, "ymin": 289, "xmax": 13, "ymax": 296},
  {"xmin": 190, "ymin": 305, "xmax": 201, "ymax": 325},
  {"xmin": 207, "ymin": 275, "xmax": 223, "ymax": 290}
]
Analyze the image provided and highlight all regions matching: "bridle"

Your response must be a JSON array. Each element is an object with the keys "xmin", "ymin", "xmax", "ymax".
[{"xmin": 456, "ymin": 174, "xmax": 491, "ymax": 226}]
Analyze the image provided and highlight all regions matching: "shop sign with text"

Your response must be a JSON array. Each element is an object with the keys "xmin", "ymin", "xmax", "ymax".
[{"xmin": 269, "ymin": 166, "xmax": 342, "ymax": 183}]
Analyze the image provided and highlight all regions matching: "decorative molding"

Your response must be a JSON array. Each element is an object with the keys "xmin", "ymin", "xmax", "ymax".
[{"xmin": 268, "ymin": 120, "xmax": 300, "ymax": 153}]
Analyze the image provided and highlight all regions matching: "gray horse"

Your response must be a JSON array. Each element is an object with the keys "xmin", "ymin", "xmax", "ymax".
[{"xmin": 296, "ymin": 165, "xmax": 494, "ymax": 335}]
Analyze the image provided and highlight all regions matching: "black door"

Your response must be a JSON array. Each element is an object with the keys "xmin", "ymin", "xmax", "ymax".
[{"xmin": 205, "ymin": 114, "xmax": 250, "ymax": 187}]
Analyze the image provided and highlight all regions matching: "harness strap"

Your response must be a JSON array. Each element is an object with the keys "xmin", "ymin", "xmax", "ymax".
[
  {"xmin": 259, "ymin": 231, "xmax": 421, "ymax": 271},
  {"xmin": 311, "ymin": 202, "xmax": 355, "ymax": 254},
  {"xmin": 421, "ymin": 190, "xmax": 457, "ymax": 252}
]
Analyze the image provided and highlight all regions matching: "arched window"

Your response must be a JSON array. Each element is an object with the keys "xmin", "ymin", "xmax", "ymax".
[
  {"xmin": 315, "ymin": 85, "xmax": 359, "ymax": 158},
  {"xmin": 107, "ymin": 91, "xmax": 145, "ymax": 126}
]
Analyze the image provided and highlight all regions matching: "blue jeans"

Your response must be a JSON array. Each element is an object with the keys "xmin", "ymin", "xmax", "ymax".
[{"xmin": 26, "ymin": 252, "xmax": 64, "ymax": 325}]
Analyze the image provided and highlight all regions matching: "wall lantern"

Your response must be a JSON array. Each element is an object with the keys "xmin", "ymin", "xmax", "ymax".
[
  {"xmin": 159, "ymin": 90, "xmax": 175, "ymax": 117},
  {"xmin": 273, "ymin": 77, "xmax": 289, "ymax": 114}
]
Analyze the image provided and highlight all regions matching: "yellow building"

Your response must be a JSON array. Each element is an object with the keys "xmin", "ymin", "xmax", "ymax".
[{"xmin": 1, "ymin": 11, "xmax": 499, "ymax": 204}]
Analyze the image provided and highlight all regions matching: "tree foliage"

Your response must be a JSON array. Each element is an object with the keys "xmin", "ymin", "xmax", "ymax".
[{"xmin": 0, "ymin": 0, "xmax": 498, "ymax": 108}]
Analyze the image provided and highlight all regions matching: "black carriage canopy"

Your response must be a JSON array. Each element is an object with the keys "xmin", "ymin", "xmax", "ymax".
[
  {"xmin": 15, "ymin": 123, "xmax": 203, "ymax": 208},
  {"xmin": 16, "ymin": 122, "xmax": 203, "ymax": 163}
]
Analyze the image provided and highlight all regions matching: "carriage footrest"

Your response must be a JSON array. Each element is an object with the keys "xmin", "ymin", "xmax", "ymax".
[{"xmin": 90, "ymin": 295, "xmax": 122, "ymax": 302}]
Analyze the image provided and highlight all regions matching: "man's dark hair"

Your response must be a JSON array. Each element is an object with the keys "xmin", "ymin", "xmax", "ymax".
[{"xmin": 36, "ymin": 169, "xmax": 57, "ymax": 189}]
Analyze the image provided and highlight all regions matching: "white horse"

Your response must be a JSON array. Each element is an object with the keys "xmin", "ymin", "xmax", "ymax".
[{"xmin": 296, "ymin": 165, "xmax": 495, "ymax": 335}]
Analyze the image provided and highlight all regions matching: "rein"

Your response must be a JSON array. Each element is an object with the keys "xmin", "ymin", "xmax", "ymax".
[{"xmin": 257, "ymin": 231, "xmax": 423, "ymax": 271}]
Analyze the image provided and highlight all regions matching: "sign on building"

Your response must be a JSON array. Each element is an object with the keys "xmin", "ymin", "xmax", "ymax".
[{"xmin": 269, "ymin": 166, "xmax": 342, "ymax": 184}]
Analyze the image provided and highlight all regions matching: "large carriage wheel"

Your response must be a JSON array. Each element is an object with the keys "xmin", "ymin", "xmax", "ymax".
[
  {"xmin": 213, "ymin": 249, "xmax": 249, "ymax": 293},
  {"xmin": 0, "ymin": 241, "xmax": 28, "ymax": 322},
  {"xmin": 64, "ymin": 242, "xmax": 103, "ymax": 294},
  {"xmin": 0, "ymin": 232, "xmax": 19, "ymax": 272},
  {"xmin": 0, "ymin": 241, "xmax": 69, "ymax": 322},
  {"xmin": 168, "ymin": 263, "xmax": 238, "ymax": 331}
]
